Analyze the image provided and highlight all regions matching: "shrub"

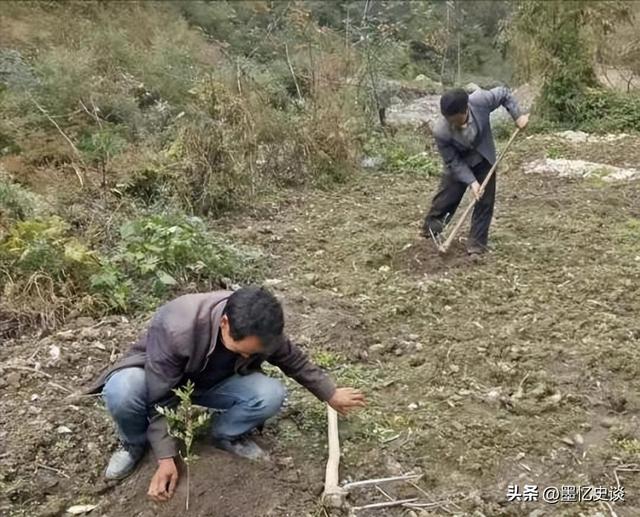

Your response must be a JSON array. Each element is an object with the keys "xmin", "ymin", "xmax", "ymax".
[
  {"xmin": 577, "ymin": 89, "xmax": 640, "ymax": 133},
  {"xmin": 91, "ymin": 213, "xmax": 262, "ymax": 312},
  {"xmin": 365, "ymin": 133, "xmax": 439, "ymax": 176},
  {"xmin": 0, "ymin": 174, "xmax": 44, "ymax": 226},
  {"xmin": 0, "ymin": 216, "xmax": 101, "ymax": 325},
  {"xmin": 0, "ymin": 212, "xmax": 262, "ymax": 323}
]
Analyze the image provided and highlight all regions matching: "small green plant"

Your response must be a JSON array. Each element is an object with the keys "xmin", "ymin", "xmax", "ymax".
[
  {"xmin": 545, "ymin": 145, "xmax": 564, "ymax": 159},
  {"xmin": 156, "ymin": 380, "xmax": 210, "ymax": 511},
  {"xmin": 312, "ymin": 350, "xmax": 343, "ymax": 369},
  {"xmin": 78, "ymin": 126, "xmax": 127, "ymax": 186},
  {"xmin": 365, "ymin": 134, "xmax": 439, "ymax": 176}
]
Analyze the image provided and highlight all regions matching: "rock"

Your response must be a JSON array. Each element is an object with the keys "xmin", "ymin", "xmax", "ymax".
[
  {"xmin": 560, "ymin": 436, "xmax": 574, "ymax": 446},
  {"xmin": 556, "ymin": 130, "xmax": 589, "ymax": 143},
  {"xmin": 56, "ymin": 330, "xmax": 76, "ymax": 342},
  {"xmin": 449, "ymin": 364, "xmax": 460, "ymax": 373},
  {"xmin": 80, "ymin": 327, "xmax": 100, "ymax": 340},
  {"xmin": 408, "ymin": 402, "xmax": 419, "ymax": 410},
  {"xmin": 73, "ymin": 316, "xmax": 96, "ymax": 328},
  {"xmin": 529, "ymin": 383, "xmax": 547, "ymax": 398},
  {"xmin": 573, "ymin": 433, "xmax": 584, "ymax": 446},
  {"xmin": 49, "ymin": 345, "xmax": 61, "ymax": 361},
  {"xmin": 464, "ymin": 82, "xmax": 481, "ymax": 93},
  {"xmin": 485, "ymin": 388, "xmax": 502, "ymax": 403},
  {"xmin": 36, "ymin": 496, "xmax": 67, "ymax": 517},
  {"xmin": 277, "ymin": 456, "xmax": 294, "ymax": 469},
  {"xmin": 600, "ymin": 416, "xmax": 617, "ymax": 429},
  {"xmin": 524, "ymin": 158, "xmax": 640, "ymax": 183},
  {"xmin": 369, "ymin": 343, "xmax": 385, "ymax": 353},
  {"xmin": 384, "ymin": 455, "xmax": 404, "ymax": 475},
  {"xmin": 545, "ymin": 393, "xmax": 562, "ymax": 405},
  {"xmin": 386, "ymin": 94, "xmax": 441, "ymax": 128},
  {"xmin": 56, "ymin": 425, "xmax": 73, "ymax": 434},
  {"xmin": 410, "ymin": 357, "xmax": 425, "ymax": 367},
  {"xmin": 66, "ymin": 504, "xmax": 98, "ymax": 515},
  {"xmin": 6, "ymin": 371, "xmax": 21, "ymax": 388}
]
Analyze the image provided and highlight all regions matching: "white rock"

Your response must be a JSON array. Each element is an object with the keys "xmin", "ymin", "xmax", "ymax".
[
  {"xmin": 523, "ymin": 158, "xmax": 640, "ymax": 183},
  {"xmin": 56, "ymin": 425, "xmax": 73, "ymax": 434},
  {"xmin": 66, "ymin": 504, "xmax": 98, "ymax": 515},
  {"xmin": 49, "ymin": 345, "xmax": 61, "ymax": 361}
]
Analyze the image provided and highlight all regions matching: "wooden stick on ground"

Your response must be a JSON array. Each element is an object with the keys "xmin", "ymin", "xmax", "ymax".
[
  {"xmin": 342, "ymin": 473, "xmax": 422, "ymax": 491},
  {"xmin": 438, "ymin": 127, "xmax": 521, "ymax": 253},
  {"xmin": 322, "ymin": 406, "xmax": 348, "ymax": 508},
  {"xmin": 351, "ymin": 498, "xmax": 419, "ymax": 512}
]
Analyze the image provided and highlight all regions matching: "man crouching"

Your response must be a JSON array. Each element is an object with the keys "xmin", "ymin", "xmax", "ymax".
[{"xmin": 87, "ymin": 286, "xmax": 365, "ymax": 502}]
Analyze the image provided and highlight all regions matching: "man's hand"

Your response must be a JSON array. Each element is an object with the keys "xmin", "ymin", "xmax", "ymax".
[
  {"xmin": 470, "ymin": 181, "xmax": 483, "ymax": 201},
  {"xmin": 328, "ymin": 387, "xmax": 366, "ymax": 416},
  {"xmin": 515, "ymin": 113, "xmax": 529, "ymax": 129},
  {"xmin": 148, "ymin": 458, "xmax": 178, "ymax": 502}
]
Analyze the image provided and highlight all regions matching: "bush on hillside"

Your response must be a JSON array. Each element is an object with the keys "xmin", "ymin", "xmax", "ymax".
[
  {"xmin": 91, "ymin": 213, "xmax": 262, "ymax": 313},
  {"xmin": 0, "ymin": 213, "xmax": 262, "ymax": 323}
]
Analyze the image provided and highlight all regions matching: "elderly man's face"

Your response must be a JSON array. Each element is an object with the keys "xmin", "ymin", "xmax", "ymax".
[{"xmin": 446, "ymin": 109, "xmax": 469, "ymax": 129}]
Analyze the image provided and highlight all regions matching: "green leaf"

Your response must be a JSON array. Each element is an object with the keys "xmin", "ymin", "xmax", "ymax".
[{"xmin": 157, "ymin": 270, "xmax": 177, "ymax": 286}]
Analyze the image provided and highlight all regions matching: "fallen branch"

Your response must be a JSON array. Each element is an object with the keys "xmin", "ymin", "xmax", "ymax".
[
  {"xmin": 30, "ymin": 95, "xmax": 85, "ymax": 187},
  {"xmin": 352, "ymin": 498, "xmax": 418, "ymax": 512},
  {"xmin": 408, "ymin": 481, "xmax": 458, "ymax": 513},
  {"xmin": 342, "ymin": 473, "xmax": 422, "ymax": 491},
  {"xmin": 403, "ymin": 500, "xmax": 455, "ymax": 509},
  {"xmin": 48, "ymin": 381, "xmax": 72, "ymax": 393},
  {"xmin": 5, "ymin": 365, "xmax": 52, "ymax": 378},
  {"xmin": 36, "ymin": 463, "xmax": 70, "ymax": 479}
]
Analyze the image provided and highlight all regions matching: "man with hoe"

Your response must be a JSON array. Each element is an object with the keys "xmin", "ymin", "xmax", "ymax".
[
  {"xmin": 88, "ymin": 286, "xmax": 366, "ymax": 502},
  {"xmin": 423, "ymin": 86, "xmax": 529, "ymax": 255}
]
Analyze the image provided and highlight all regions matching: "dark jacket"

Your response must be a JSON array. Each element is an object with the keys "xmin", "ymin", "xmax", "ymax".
[
  {"xmin": 433, "ymin": 86, "xmax": 523, "ymax": 185},
  {"xmin": 87, "ymin": 291, "xmax": 336, "ymax": 459}
]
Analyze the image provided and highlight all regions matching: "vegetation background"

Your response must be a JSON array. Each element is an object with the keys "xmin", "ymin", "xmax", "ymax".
[{"xmin": 1, "ymin": 0, "xmax": 638, "ymax": 334}]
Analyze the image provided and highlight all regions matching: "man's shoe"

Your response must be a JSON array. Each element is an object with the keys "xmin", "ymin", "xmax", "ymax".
[
  {"xmin": 212, "ymin": 437, "xmax": 268, "ymax": 460},
  {"xmin": 467, "ymin": 243, "xmax": 487, "ymax": 256},
  {"xmin": 105, "ymin": 444, "xmax": 145, "ymax": 480}
]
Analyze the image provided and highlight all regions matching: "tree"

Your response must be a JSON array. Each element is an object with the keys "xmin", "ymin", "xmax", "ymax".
[{"xmin": 509, "ymin": 0, "xmax": 630, "ymax": 122}]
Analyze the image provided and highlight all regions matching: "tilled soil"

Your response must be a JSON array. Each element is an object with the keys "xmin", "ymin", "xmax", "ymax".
[{"xmin": 2, "ymin": 134, "xmax": 640, "ymax": 517}]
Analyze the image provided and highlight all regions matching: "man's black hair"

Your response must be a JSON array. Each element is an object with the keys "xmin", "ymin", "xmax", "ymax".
[
  {"xmin": 440, "ymin": 88, "xmax": 469, "ymax": 116},
  {"xmin": 224, "ymin": 286, "xmax": 284, "ymax": 349}
]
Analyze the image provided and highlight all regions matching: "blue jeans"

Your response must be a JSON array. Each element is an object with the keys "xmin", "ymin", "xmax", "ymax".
[{"xmin": 102, "ymin": 367, "xmax": 286, "ymax": 447}]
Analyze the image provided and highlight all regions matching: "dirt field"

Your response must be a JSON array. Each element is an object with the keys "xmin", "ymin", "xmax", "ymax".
[{"xmin": 1, "ymin": 134, "xmax": 640, "ymax": 516}]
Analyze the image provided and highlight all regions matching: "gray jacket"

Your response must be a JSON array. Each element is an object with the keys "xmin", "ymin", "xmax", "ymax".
[
  {"xmin": 86, "ymin": 291, "xmax": 336, "ymax": 459},
  {"xmin": 433, "ymin": 87, "xmax": 523, "ymax": 185}
]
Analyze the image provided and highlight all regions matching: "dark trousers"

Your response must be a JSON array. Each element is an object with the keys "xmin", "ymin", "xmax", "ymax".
[{"xmin": 423, "ymin": 159, "xmax": 496, "ymax": 247}]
